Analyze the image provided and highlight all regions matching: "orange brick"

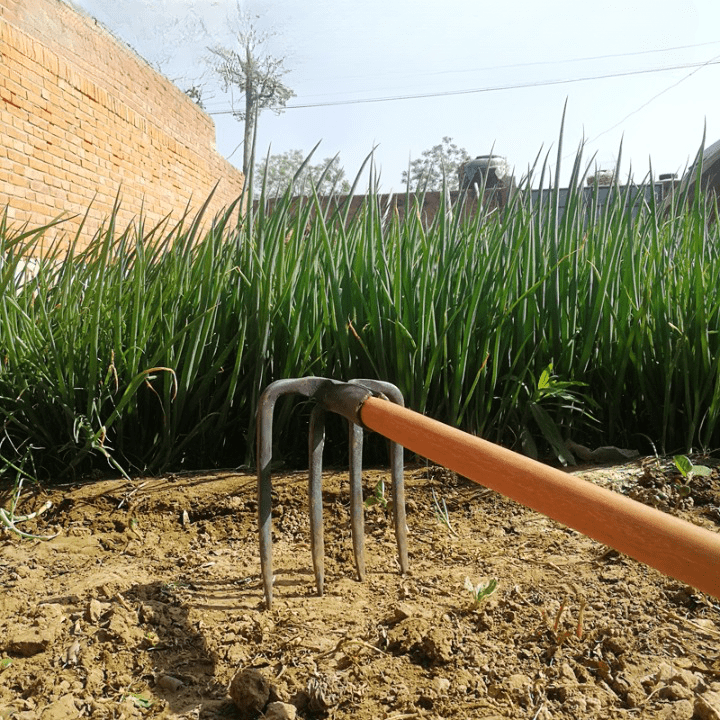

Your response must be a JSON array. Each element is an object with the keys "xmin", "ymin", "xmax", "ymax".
[{"xmin": 41, "ymin": 46, "xmax": 59, "ymax": 76}]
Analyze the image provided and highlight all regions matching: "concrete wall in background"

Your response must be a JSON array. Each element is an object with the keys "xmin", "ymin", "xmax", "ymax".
[{"xmin": 0, "ymin": 0, "xmax": 244, "ymax": 253}]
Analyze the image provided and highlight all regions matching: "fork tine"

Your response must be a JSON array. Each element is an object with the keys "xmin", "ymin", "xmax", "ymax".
[
  {"xmin": 257, "ymin": 378, "xmax": 407, "ymax": 609},
  {"xmin": 348, "ymin": 421, "xmax": 366, "ymax": 581},
  {"xmin": 309, "ymin": 404, "xmax": 326, "ymax": 596}
]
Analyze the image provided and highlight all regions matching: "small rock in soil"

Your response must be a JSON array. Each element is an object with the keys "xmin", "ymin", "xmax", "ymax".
[
  {"xmin": 156, "ymin": 674, "xmax": 185, "ymax": 691},
  {"xmin": 264, "ymin": 701, "xmax": 297, "ymax": 720}
]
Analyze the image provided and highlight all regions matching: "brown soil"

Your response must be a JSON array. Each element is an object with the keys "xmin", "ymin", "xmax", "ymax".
[{"xmin": 2, "ymin": 458, "xmax": 720, "ymax": 719}]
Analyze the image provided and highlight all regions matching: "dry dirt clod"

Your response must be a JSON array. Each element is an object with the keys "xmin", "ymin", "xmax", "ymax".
[
  {"xmin": 38, "ymin": 694, "xmax": 79, "ymax": 720},
  {"xmin": 229, "ymin": 667, "xmax": 271, "ymax": 718},
  {"xmin": 5, "ymin": 623, "xmax": 60, "ymax": 657},
  {"xmin": 696, "ymin": 690, "xmax": 720, "ymax": 720}
]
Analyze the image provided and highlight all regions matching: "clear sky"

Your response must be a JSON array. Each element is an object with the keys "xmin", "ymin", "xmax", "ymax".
[{"xmin": 71, "ymin": 0, "xmax": 720, "ymax": 190}]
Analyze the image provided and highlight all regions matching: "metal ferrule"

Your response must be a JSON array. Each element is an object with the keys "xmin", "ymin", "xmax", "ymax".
[{"xmin": 314, "ymin": 380, "xmax": 373, "ymax": 424}]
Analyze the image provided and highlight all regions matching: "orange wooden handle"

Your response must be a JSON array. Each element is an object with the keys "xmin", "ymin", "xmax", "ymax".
[{"xmin": 360, "ymin": 396, "xmax": 720, "ymax": 599}]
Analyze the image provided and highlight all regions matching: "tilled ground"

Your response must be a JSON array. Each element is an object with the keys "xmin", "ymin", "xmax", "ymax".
[{"xmin": 1, "ymin": 457, "xmax": 720, "ymax": 719}]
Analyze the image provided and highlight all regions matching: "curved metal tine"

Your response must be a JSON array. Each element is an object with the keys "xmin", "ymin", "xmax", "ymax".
[
  {"xmin": 348, "ymin": 420, "xmax": 365, "ymax": 580},
  {"xmin": 390, "ymin": 436, "xmax": 409, "ymax": 574},
  {"xmin": 309, "ymin": 404, "xmax": 326, "ymax": 596},
  {"xmin": 257, "ymin": 377, "xmax": 339, "ymax": 610},
  {"xmin": 349, "ymin": 380, "xmax": 408, "ymax": 574}
]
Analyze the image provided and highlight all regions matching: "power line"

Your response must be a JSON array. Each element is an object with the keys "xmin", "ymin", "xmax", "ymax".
[
  {"xmin": 463, "ymin": 39, "xmax": 720, "ymax": 72},
  {"xmin": 207, "ymin": 58, "xmax": 720, "ymax": 114},
  {"xmin": 587, "ymin": 53, "xmax": 720, "ymax": 145},
  {"xmin": 305, "ymin": 38, "xmax": 720, "ymax": 88}
]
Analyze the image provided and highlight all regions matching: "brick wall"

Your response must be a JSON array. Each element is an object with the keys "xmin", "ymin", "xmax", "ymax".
[{"xmin": 0, "ymin": 0, "xmax": 245, "ymax": 255}]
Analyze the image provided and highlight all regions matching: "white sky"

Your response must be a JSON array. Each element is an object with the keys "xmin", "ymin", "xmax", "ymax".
[{"xmin": 72, "ymin": 0, "xmax": 720, "ymax": 190}]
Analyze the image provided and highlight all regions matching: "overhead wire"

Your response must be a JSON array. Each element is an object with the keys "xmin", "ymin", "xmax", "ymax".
[
  {"xmin": 206, "ymin": 57, "xmax": 720, "ymax": 114},
  {"xmin": 303, "ymin": 38, "xmax": 720, "ymax": 87},
  {"xmin": 586, "ymin": 52, "xmax": 720, "ymax": 144}
]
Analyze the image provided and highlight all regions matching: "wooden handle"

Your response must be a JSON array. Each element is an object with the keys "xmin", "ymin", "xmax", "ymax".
[{"xmin": 360, "ymin": 395, "xmax": 720, "ymax": 599}]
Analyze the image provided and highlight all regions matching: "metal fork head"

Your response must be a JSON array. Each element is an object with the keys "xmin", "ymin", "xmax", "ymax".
[{"xmin": 257, "ymin": 378, "xmax": 407, "ymax": 609}]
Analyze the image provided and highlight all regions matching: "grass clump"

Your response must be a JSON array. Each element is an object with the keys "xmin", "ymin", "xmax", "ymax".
[{"xmin": 1, "ymin": 137, "xmax": 720, "ymax": 484}]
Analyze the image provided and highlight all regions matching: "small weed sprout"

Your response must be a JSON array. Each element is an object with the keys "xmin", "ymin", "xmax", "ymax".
[
  {"xmin": 124, "ymin": 694, "xmax": 153, "ymax": 709},
  {"xmin": 464, "ymin": 576, "xmax": 498, "ymax": 608},
  {"xmin": 673, "ymin": 455, "xmax": 712, "ymax": 497},
  {"xmin": 0, "ymin": 478, "xmax": 58, "ymax": 540},
  {"xmin": 432, "ymin": 489, "xmax": 459, "ymax": 536},
  {"xmin": 364, "ymin": 478, "xmax": 388, "ymax": 510}
]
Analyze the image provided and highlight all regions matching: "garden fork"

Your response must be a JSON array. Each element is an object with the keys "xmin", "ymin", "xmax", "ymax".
[{"xmin": 257, "ymin": 378, "xmax": 407, "ymax": 609}]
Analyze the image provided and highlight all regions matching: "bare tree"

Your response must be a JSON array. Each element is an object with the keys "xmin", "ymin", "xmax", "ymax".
[{"xmin": 208, "ymin": 14, "xmax": 295, "ymax": 180}]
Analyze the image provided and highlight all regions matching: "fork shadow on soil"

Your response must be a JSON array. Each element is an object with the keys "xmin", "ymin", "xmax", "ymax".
[
  {"xmin": 122, "ymin": 579, "xmax": 230, "ymax": 719},
  {"xmin": 121, "ymin": 567, "xmax": 323, "ymax": 718}
]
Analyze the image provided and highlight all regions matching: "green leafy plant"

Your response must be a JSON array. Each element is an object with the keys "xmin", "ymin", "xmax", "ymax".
[
  {"xmin": 504, "ymin": 363, "xmax": 597, "ymax": 465},
  {"xmin": 464, "ymin": 576, "xmax": 498, "ymax": 608},
  {"xmin": 673, "ymin": 454, "xmax": 712, "ymax": 497},
  {"xmin": 3, "ymin": 133, "xmax": 720, "ymax": 482}
]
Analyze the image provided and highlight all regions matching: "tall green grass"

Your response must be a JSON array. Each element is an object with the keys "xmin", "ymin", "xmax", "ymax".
[{"xmin": 1, "ymin": 143, "xmax": 719, "ymax": 483}]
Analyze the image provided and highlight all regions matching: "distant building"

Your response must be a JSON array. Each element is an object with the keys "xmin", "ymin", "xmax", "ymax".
[
  {"xmin": 678, "ymin": 137, "xmax": 720, "ymax": 206},
  {"xmin": 256, "ymin": 142, "xmax": 719, "ymax": 229},
  {"xmin": 529, "ymin": 177, "xmax": 676, "ymax": 222}
]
